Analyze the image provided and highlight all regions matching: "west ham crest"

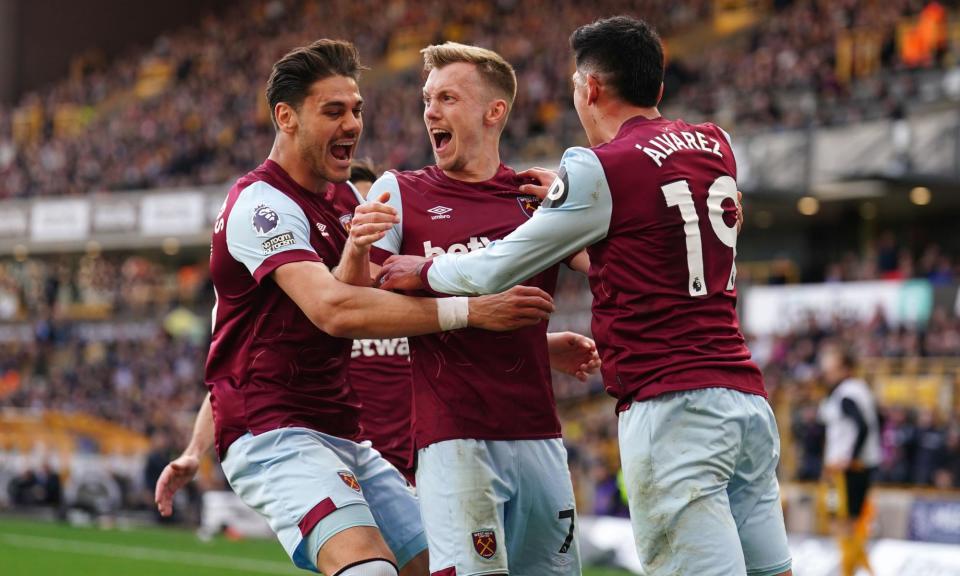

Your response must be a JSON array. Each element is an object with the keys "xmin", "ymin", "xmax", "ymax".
[
  {"xmin": 517, "ymin": 195, "xmax": 540, "ymax": 218},
  {"xmin": 339, "ymin": 213, "xmax": 353, "ymax": 232},
  {"xmin": 471, "ymin": 530, "xmax": 497, "ymax": 559},
  {"xmin": 338, "ymin": 471, "xmax": 362, "ymax": 493}
]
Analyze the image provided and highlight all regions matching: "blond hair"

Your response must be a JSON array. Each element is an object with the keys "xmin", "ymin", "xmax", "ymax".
[{"xmin": 421, "ymin": 42, "xmax": 517, "ymax": 110}]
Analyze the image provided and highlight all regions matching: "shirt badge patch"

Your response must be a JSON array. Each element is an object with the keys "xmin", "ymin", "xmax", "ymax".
[
  {"xmin": 252, "ymin": 204, "xmax": 280, "ymax": 236},
  {"xmin": 542, "ymin": 167, "xmax": 569, "ymax": 209},
  {"xmin": 339, "ymin": 213, "xmax": 353, "ymax": 232},
  {"xmin": 338, "ymin": 471, "xmax": 362, "ymax": 493},
  {"xmin": 262, "ymin": 232, "xmax": 295, "ymax": 253},
  {"xmin": 517, "ymin": 195, "xmax": 540, "ymax": 218},
  {"xmin": 472, "ymin": 530, "xmax": 497, "ymax": 559}
]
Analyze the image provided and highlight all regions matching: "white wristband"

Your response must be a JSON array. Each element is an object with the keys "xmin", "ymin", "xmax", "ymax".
[{"xmin": 437, "ymin": 297, "xmax": 469, "ymax": 331}]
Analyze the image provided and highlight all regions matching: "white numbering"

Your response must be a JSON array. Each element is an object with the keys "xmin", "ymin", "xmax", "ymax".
[{"xmin": 661, "ymin": 176, "xmax": 738, "ymax": 297}]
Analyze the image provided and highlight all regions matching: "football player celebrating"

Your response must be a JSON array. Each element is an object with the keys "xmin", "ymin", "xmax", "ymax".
[
  {"xmin": 342, "ymin": 43, "xmax": 599, "ymax": 576},
  {"xmin": 380, "ymin": 18, "xmax": 792, "ymax": 576},
  {"xmin": 153, "ymin": 39, "xmax": 555, "ymax": 576}
]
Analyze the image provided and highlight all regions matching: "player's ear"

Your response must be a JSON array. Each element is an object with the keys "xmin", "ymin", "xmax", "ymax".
[
  {"xmin": 275, "ymin": 102, "xmax": 299, "ymax": 134},
  {"xmin": 656, "ymin": 82, "xmax": 664, "ymax": 106},
  {"xmin": 485, "ymin": 98, "xmax": 508, "ymax": 127},
  {"xmin": 586, "ymin": 74, "xmax": 601, "ymax": 106}
]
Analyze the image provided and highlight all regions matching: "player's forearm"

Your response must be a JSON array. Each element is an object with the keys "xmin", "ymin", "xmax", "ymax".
[
  {"xmin": 333, "ymin": 240, "xmax": 375, "ymax": 287},
  {"xmin": 425, "ymin": 234, "xmax": 578, "ymax": 296},
  {"xmin": 321, "ymin": 285, "xmax": 445, "ymax": 338},
  {"xmin": 182, "ymin": 393, "xmax": 214, "ymax": 458},
  {"xmin": 276, "ymin": 261, "xmax": 442, "ymax": 337}
]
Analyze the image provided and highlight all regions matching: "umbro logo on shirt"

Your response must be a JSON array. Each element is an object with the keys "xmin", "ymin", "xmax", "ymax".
[
  {"xmin": 316, "ymin": 222, "xmax": 330, "ymax": 237},
  {"xmin": 427, "ymin": 205, "xmax": 453, "ymax": 220}
]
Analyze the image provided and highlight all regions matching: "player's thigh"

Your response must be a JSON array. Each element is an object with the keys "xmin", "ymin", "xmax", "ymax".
[
  {"xmin": 618, "ymin": 389, "xmax": 747, "ymax": 576},
  {"xmin": 349, "ymin": 438, "xmax": 428, "ymax": 569},
  {"xmin": 316, "ymin": 525, "xmax": 396, "ymax": 576},
  {"xmin": 506, "ymin": 439, "xmax": 580, "ymax": 576},
  {"xmin": 417, "ymin": 439, "xmax": 509, "ymax": 576},
  {"xmin": 221, "ymin": 428, "xmax": 379, "ymax": 572},
  {"xmin": 727, "ymin": 395, "xmax": 792, "ymax": 576}
]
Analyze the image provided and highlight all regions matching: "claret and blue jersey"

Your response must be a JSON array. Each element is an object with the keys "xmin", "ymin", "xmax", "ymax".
[{"xmin": 423, "ymin": 115, "xmax": 766, "ymax": 409}]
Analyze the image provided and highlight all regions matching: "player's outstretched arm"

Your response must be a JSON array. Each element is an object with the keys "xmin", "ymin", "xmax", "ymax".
[
  {"xmin": 333, "ymin": 191, "xmax": 399, "ymax": 287},
  {"xmin": 381, "ymin": 147, "xmax": 613, "ymax": 295},
  {"xmin": 156, "ymin": 392, "xmax": 214, "ymax": 517},
  {"xmin": 274, "ymin": 260, "xmax": 554, "ymax": 338},
  {"xmin": 547, "ymin": 332, "xmax": 601, "ymax": 382}
]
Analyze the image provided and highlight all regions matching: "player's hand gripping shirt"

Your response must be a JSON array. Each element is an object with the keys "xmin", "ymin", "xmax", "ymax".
[
  {"xmin": 206, "ymin": 160, "xmax": 363, "ymax": 458},
  {"xmin": 423, "ymin": 116, "xmax": 765, "ymax": 409},
  {"xmin": 369, "ymin": 164, "xmax": 562, "ymax": 448}
]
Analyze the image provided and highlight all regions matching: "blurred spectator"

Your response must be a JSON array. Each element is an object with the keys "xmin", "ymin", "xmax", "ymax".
[
  {"xmin": 8, "ymin": 463, "xmax": 62, "ymax": 509},
  {"xmin": 879, "ymin": 407, "xmax": 918, "ymax": 483},
  {"xmin": 912, "ymin": 409, "xmax": 949, "ymax": 485},
  {"xmin": 793, "ymin": 404, "xmax": 826, "ymax": 481}
]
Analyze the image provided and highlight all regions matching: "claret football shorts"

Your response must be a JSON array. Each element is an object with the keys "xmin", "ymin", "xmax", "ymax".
[
  {"xmin": 618, "ymin": 387, "xmax": 792, "ymax": 576},
  {"xmin": 221, "ymin": 427, "xmax": 427, "ymax": 572},
  {"xmin": 416, "ymin": 438, "xmax": 581, "ymax": 576}
]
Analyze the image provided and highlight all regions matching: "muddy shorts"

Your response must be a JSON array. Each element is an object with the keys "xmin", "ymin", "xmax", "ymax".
[{"xmin": 618, "ymin": 387, "xmax": 792, "ymax": 576}]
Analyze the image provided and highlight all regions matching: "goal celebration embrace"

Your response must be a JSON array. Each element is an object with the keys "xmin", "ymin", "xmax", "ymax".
[{"xmin": 6, "ymin": 2, "xmax": 958, "ymax": 576}]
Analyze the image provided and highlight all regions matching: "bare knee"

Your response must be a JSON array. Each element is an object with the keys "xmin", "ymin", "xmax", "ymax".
[{"xmin": 317, "ymin": 526, "xmax": 396, "ymax": 576}]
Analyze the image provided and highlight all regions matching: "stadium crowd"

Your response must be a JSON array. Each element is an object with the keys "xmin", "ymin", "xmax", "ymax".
[
  {"xmin": 822, "ymin": 234, "xmax": 957, "ymax": 284},
  {"xmin": 0, "ymin": 0, "xmax": 956, "ymax": 198}
]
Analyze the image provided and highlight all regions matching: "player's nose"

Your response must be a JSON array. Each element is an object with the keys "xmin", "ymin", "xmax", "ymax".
[{"xmin": 424, "ymin": 101, "xmax": 441, "ymax": 121}]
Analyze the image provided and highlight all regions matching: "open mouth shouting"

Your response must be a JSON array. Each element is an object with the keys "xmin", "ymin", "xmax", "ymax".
[
  {"xmin": 330, "ymin": 138, "xmax": 356, "ymax": 165},
  {"xmin": 431, "ymin": 128, "xmax": 453, "ymax": 154}
]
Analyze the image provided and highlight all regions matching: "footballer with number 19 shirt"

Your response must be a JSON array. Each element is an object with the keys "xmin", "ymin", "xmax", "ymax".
[{"xmin": 380, "ymin": 17, "xmax": 793, "ymax": 576}]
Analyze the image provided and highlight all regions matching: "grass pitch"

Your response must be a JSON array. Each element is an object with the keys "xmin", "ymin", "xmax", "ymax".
[{"xmin": 0, "ymin": 516, "xmax": 633, "ymax": 576}]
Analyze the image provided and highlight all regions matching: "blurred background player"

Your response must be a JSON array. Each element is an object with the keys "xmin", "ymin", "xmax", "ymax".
[
  {"xmin": 818, "ymin": 344, "xmax": 882, "ymax": 576},
  {"xmin": 154, "ymin": 39, "xmax": 556, "ymax": 576},
  {"xmin": 349, "ymin": 43, "xmax": 599, "ymax": 576},
  {"xmin": 348, "ymin": 158, "xmax": 415, "ymax": 484},
  {"xmin": 379, "ymin": 17, "xmax": 792, "ymax": 576}
]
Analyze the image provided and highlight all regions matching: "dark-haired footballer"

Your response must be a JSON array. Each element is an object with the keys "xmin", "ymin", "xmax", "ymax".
[{"xmin": 379, "ymin": 17, "xmax": 792, "ymax": 576}]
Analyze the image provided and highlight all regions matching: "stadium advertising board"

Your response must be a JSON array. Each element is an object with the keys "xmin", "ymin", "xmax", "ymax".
[
  {"xmin": 92, "ymin": 198, "xmax": 137, "ymax": 233},
  {"xmin": 140, "ymin": 191, "xmax": 207, "ymax": 236},
  {"xmin": 742, "ymin": 280, "xmax": 934, "ymax": 336},
  {"xmin": 908, "ymin": 499, "xmax": 960, "ymax": 544},
  {"xmin": 0, "ymin": 205, "xmax": 28, "ymax": 238},
  {"xmin": 30, "ymin": 199, "xmax": 90, "ymax": 242}
]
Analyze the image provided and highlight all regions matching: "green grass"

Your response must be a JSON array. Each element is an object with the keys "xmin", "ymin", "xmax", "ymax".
[{"xmin": 0, "ymin": 516, "xmax": 633, "ymax": 576}]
